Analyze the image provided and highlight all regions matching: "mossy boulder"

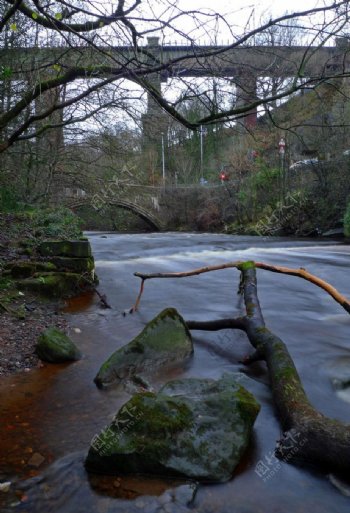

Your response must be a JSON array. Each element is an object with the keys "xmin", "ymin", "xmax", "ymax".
[
  {"xmin": 85, "ymin": 374, "xmax": 260, "ymax": 482},
  {"xmin": 15, "ymin": 272, "xmax": 83, "ymax": 298},
  {"xmin": 36, "ymin": 326, "xmax": 81, "ymax": 363},
  {"xmin": 94, "ymin": 308, "xmax": 193, "ymax": 388},
  {"xmin": 38, "ymin": 240, "xmax": 92, "ymax": 258}
]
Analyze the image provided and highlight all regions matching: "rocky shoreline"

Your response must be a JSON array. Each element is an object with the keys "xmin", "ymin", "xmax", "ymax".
[
  {"xmin": 0, "ymin": 209, "xmax": 94, "ymax": 378},
  {"xmin": 0, "ymin": 306, "xmax": 69, "ymax": 377}
]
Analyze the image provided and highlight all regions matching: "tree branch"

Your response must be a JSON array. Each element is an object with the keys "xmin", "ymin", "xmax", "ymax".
[
  {"xmin": 132, "ymin": 260, "xmax": 350, "ymax": 314},
  {"xmin": 131, "ymin": 259, "xmax": 350, "ymax": 473},
  {"xmin": 0, "ymin": 0, "xmax": 22, "ymax": 32},
  {"xmin": 4, "ymin": 0, "xmax": 141, "ymax": 33}
]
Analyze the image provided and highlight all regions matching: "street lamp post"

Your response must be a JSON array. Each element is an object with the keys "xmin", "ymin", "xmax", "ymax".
[
  {"xmin": 161, "ymin": 132, "xmax": 165, "ymax": 186},
  {"xmin": 279, "ymin": 137, "xmax": 286, "ymax": 204},
  {"xmin": 200, "ymin": 125, "xmax": 204, "ymax": 181}
]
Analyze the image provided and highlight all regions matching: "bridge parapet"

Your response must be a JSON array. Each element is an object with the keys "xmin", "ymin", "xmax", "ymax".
[{"xmin": 64, "ymin": 183, "xmax": 230, "ymax": 231}]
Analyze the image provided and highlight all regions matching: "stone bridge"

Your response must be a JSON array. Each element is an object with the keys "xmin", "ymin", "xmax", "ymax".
[
  {"xmin": 65, "ymin": 183, "xmax": 230, "ymax": 231},
  {"xmin": 2, "ymin": 36, "xmax": 349, "ymax": 141}
]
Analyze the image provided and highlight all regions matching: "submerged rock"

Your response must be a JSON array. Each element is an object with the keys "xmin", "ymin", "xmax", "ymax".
[
  {"xmin": 94, "ymin": 308, "xmax": 193, "ymax": 388},
  {"xmin": 36, "ymin": 326, "xmax": 81, "ymax": 363},
  {"xmin": 85, "ymin": 374, "xmax": 260, "ymax": 482}
]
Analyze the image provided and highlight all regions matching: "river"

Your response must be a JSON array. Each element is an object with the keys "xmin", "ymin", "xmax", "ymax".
[{"xmin": 1, "ymin": 232, "xmax": 350, "ymax": 512}]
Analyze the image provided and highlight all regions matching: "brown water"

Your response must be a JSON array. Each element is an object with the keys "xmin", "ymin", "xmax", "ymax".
[{"xmin": 1, "ymin": 232, "xmax": 350, "ymax": 512}]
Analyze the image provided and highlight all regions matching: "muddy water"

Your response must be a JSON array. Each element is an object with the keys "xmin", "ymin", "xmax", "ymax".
[{"xmin": 1, "ymin": 233, "xmax": 350, "ymax": 512}]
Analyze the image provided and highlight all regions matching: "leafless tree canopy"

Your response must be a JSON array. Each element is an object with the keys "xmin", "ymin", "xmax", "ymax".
[{"xmin": 1, "ymin": 1, "xmax": 350, "ymax": 153}]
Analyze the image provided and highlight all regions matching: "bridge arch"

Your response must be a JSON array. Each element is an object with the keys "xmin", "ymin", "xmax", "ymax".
[{"xmin": 69, "ymin": 199, "xmax": 164, "ymax": 232}]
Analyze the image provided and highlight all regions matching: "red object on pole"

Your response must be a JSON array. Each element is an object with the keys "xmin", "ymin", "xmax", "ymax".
[
  {"xmin": 219, "ymin": 171, "xmax": 229, "ymax": 181},
  {"xmin": 279, "ymin": 137, "xmax": 286, "ymax": 155}
]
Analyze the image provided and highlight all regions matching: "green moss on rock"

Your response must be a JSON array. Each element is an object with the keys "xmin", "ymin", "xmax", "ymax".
[
  {"xmin": 94, "ymin": 308, "xmax": 193, "ymax": 388},
  {"xmin": 85, "ymin": 374, "xmax": 260, "ymax": 482},
  {"xmin": 36, "ymin": 326, "xmax": 81, "ymax": 363},
  {"xmin": 38, "ymin": 240, "xmax": 92, "ymax": 258},
  {"xmin": 15, "ymin": 272, "xmax": 83, "ymax": 298},
  {"xmin": 50, "ymin": 256, "xmax": 94, "ymax": 273},
  {"xmin": 5, "ymin": 260, "xmax": 57, "ymax": 278}
]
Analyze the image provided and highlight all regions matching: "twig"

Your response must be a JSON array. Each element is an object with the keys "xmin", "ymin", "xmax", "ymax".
[
  {"xmin": 78, "ymin": 273, "xmax": 111, "ymax": 309},
  {"xmin": 131, "ymin": 261, "xmax": 243, "ymax": 312},
  {"xmin": 131, "ymin": 260, "xmax": 350, "ymax": 314},
  {"xmin": 129, "ymin": 278, "xmax": 145, "ymax": 313},
  {"xmin": 255, "ymin": 262, "xmax": 350, "ymax": 314}
]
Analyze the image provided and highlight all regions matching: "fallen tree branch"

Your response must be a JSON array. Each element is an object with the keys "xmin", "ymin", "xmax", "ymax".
[
  {"xmin": 238, "ymin": 264, "xmax": 350, "ymax": 473},
  {"xmin": 186, "ymin": 318, "xmax": 246, "ymax": 331},
  {"xmin": 255, "ymin": 262, "xmax": 350, "ymax": 314},
  {"xmin": 132, "ymin": 260, "xmax": 350, "ymax": 474},
  {"xmin": 132, "ymin": 260, "xmax": 350, "ymax": 314}
]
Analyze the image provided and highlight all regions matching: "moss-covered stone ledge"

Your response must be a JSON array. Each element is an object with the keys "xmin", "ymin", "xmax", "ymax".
[
  {"xmin": 38, "ymin": 240, "xmax": 92, "ymax": 258},
  {"xmin": 15, "ymin": 272, "xmax": 86, "ymax": 298},
  {"xmin": 4, "ymin": 260, "xmax": 57, "ymax": 278},
  {"xmin": 0, "ymin": 210, "xmax": 97, "ymax": 306}
]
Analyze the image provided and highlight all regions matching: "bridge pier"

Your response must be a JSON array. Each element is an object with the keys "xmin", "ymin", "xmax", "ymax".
[
  {"xmin": 34, "ymin": 80, "xmax": 65, "ymax": 149},
  {"xmin": 234, "ymin": 70, "xmax": 258, "ymax": 129},
  {"xmin": 141, "ymin": 37, "xmax": 169, "ymax": 147}
]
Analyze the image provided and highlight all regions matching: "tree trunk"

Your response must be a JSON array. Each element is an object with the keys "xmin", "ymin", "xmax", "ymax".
[{"xmin": 187, "ymin": 264, "xmax": 350, "ymax": 474}]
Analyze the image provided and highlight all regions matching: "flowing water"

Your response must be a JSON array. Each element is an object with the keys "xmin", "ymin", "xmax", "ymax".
[{"xmin": 1, "ymin": 232, "xmax": 350, "ymax": 512}]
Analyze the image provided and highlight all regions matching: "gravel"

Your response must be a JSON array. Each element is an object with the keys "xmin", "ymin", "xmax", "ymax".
[{"xmin": 0, "ymin": 304, "xmax": 69, "ymax": 377}]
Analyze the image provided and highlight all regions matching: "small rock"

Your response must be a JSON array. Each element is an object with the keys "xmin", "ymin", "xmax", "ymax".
[
  {"xmin": 36, "ymin": 327, "xmax": 81, "ymax": 363},
  {"xmin": 0, "ymin": 481, "xmax": 11, "ymax": 492},
  {"xmin": 173, "ymin": 483, "xmax": 198, "ymax": 506},
  {"xmin": 113, "ymin": 480, "xmax": 120, "ymax": 488},
  {"xmin": 28, "ymin": 452, "xmax": 45, "ymax": 468},
  {"xmin": 73, "ymin": 328, "xmax": 81, "ymax": 334}
]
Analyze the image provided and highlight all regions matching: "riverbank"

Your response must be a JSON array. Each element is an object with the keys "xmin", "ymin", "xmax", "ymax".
[
  {"xmin": 0, "ymin": 209, "xmax": 92, "ymax": 377},
  {"xmin": 0, "ymin": 307, "xmax": 68, "ymax": 377}
]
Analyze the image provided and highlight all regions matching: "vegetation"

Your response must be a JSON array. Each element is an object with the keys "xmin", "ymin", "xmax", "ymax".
[{"xmin": 1, "ymin": 1, "xmax": 350, "ymax": 233}]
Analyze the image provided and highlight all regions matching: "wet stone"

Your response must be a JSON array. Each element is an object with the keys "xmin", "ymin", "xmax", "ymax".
[
  {"xmin": 86, "ymin": 374, "xmax": 260, "ymax": 482},
  {"xmin": 27, "ymin": 452, "xmax": 45, "ymax": 468},
  {"xmin": 94, "ymin": 308, "xmax": 193, "ymax": 388},
  {"xmin": 36, "ymin": 326, "xmax": 81, "ymax": 363}
]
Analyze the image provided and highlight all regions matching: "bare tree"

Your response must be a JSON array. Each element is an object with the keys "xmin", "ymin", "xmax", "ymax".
[{"xmin": 1, "ymin": 0, "xmax": 350, "ymax": 155}]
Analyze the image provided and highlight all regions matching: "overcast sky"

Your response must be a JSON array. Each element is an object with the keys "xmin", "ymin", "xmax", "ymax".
[{"xmin": 145, "ymin": 0, "xmax": 333, "ymax": 46}]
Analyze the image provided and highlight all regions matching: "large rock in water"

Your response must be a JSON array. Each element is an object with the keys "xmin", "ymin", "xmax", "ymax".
[
  {"xmin": 85, "ymin": 374, "xmax": 260, "ymax": 482},
  {"xmin": 94, "ymin": 308, "xmax": 193, "ymax": 388},
  {"xmin": 36, "ymin": 327, "xmax": 81, "ymax": 363}
]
